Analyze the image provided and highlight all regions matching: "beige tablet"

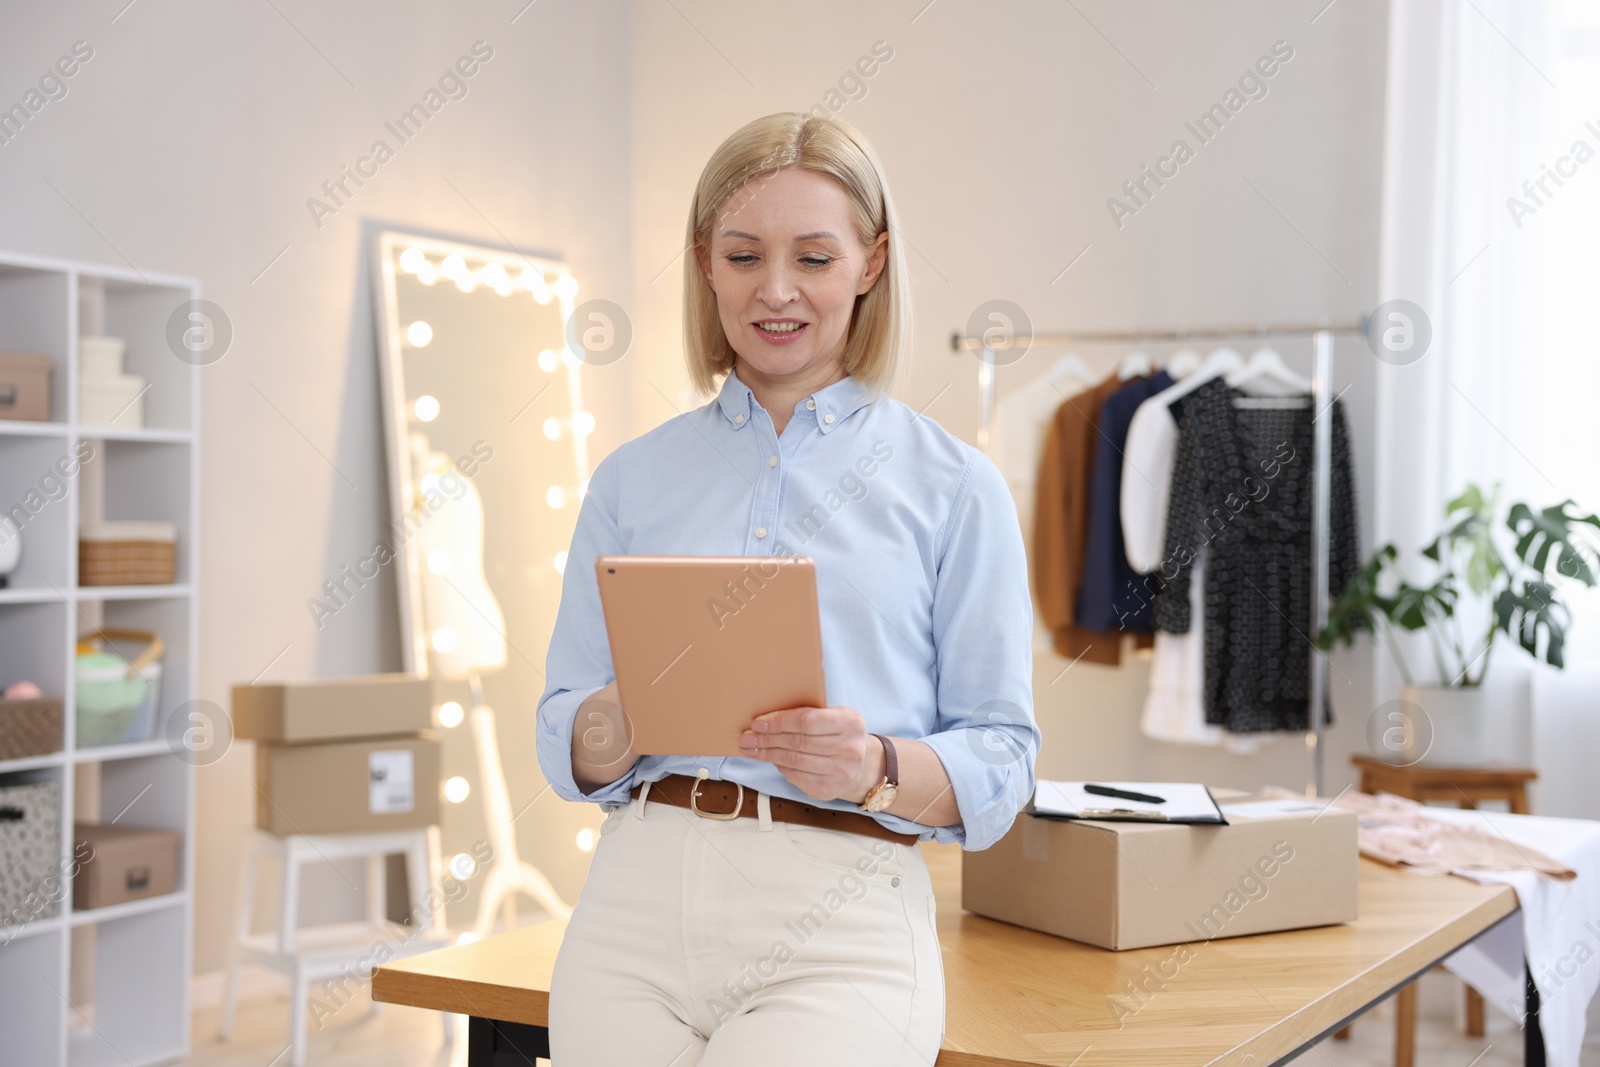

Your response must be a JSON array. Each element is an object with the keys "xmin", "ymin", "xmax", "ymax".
[{"xmin": 594, "ymin": 555, "xmax": 827, "ymax": 756}]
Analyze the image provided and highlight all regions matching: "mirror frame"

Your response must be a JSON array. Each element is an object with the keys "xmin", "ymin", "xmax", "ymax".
[{"xmin": 373, "ymin": 229, "xmax": 583, "ymax": 676}]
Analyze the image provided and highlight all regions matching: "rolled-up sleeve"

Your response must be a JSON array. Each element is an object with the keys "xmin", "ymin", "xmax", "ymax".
[
  {"xmin": 916, "ymin": 451, "xmax": 1040, "ymax": 851},
  {"xmin": 535, "ymin": 450, "xmax": 639, "ymax": 805}
]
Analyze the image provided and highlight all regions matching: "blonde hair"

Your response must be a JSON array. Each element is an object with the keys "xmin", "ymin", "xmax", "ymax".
[{"xmin": 683, "ymin": 112, "xmax": 911, "ymax": 398}]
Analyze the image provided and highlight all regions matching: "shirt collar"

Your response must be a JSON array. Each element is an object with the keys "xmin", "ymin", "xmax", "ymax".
[{"xmin": 715, "ymin": 367, "xmax": 876, "ymax": 434}]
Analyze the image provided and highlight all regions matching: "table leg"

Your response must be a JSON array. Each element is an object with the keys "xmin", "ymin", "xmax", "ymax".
[
  {"xmin": 1466, "ymin": 985, "xmax": 1484, "ymax": 1036},
  {"xmin": 1332, "ymin": 1025, "xmax": 1351, "ymax": 1040},
  {"xmin": 1395, "ymin": 982, "xmax": 1417, "ymax": 1067},
  {"xmin": 1526, "ymin": 962, "xmax": 1547, "ymax": 1066},
  {"xmin": 468, "ymin": 1015, "xmax": 551, "ymax": 1066}
]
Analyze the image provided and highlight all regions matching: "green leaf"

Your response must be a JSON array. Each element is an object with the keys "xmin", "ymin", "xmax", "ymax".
[
  {"xmin": 1494, "ymin": 578, "xmax": 1571, "ymax": 669},
  {"xmin": 1507, "ymin": 500, "xmax": 1600, "ymax": 587}
]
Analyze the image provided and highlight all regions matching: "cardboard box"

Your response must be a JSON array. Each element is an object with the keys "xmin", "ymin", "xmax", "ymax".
[
  {"xmin": 233, "ymin": 674, "xmax": 432, "ymax": 743},
  {"xmin": 0, "ymin": 351, "xmax": 52, "ymax": 422},
  {"xmin": 73, "ymin": 822, "xmax": 181, "ymax": 910},
  {"xmin": 254, "ymin": 734, "xmax": 439, "ymax": 835},
  {"xmin": 962, "ymin": 790, "xmax": 1358, "ymax": 950}
]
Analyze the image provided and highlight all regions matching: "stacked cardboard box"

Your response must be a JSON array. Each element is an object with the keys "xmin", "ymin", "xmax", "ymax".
[{"xmin": 232, "ymin": 674, "xmax": 439, "ymax": 836}]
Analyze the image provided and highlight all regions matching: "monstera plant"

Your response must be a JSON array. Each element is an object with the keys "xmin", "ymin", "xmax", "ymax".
[{"xmin": 1319, "ymin": 484, "xmax": 1600, "ymax": 687}]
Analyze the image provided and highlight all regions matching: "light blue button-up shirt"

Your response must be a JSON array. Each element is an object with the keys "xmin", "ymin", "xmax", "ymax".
[{"xmin": 534, "ymin": 367, "xmax": 1039, "ymax": 850}]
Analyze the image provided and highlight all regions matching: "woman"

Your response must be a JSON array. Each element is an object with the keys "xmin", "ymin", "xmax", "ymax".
[{"xmin": 536, "ymin": 112, "xmax": 1038, "ymax": 1066}]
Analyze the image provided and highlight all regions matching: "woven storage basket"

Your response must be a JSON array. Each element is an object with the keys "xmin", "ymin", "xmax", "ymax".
[
  {"xmin": 0, "ymin": 698, "xmax": 63, "ymax": 760},
  {"xmin": 79, "ymin": 521, "xmax": 176, "ymax": 586}
]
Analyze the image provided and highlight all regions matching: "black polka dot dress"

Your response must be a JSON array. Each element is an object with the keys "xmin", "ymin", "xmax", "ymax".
[{"xmin": 1152, "ymin": 378, "xmax": 1357, "ymax": 734}]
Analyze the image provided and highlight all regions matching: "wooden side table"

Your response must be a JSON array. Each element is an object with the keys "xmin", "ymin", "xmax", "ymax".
[{"xmin": 1334, "ymin": 755, "xmax": 1537, "ymax": 1067}]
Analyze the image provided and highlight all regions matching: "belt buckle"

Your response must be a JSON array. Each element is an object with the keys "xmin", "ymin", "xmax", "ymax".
[{"xmin": 689, "ymin": 769, "xmax": 743, "ymax": 820}]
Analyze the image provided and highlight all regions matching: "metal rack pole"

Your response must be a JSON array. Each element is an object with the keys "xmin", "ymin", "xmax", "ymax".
[{"xmin": 1307, "ymin": 328, "xmax": 1335, "ymax": 798}]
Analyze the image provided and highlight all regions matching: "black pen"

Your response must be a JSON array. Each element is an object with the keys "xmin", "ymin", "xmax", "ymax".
[{"xmin": 1084, "ymin": 784, "xmax": 1167, "ymax": 804}]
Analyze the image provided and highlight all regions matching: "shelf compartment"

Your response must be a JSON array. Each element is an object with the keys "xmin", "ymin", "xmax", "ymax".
[
  {"xmin": 67, "ymin": 903, "xmax": 187, "ymax": 1067},
  {"xmin": 0, "ymin": 600, "xmax": 69, "ymax": 711},
  {"xmin": 0, "ymin": 434, "xmax": 81, "ymax": 592},
  {"xmin": 0, "ymin": 265, "xmax": 71, "ymax": 424},
  {"xmin": 95, "ymin": 278, "xmax": 197, "ymax": 435},
  {"xmin": 0, "ymin": 924, "xmax": 67, "ymax": 1065},
  {"xmin": 79, "ymin": 439, "xmax": 192, "ymax": 588},
  {"xmin": 73, "ymin": 584, "xmax": 191, "ymax": 602}
]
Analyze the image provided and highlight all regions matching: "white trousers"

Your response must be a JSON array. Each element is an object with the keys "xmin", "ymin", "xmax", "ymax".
[{"xmin": 549, "ymin": 784, "xmax": 945, "ymax": 1066}]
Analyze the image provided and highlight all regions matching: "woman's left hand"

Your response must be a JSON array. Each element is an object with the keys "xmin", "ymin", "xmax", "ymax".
[{"xmin": 738, "ymin": 705, "xmax": 884, "ymax": 804}]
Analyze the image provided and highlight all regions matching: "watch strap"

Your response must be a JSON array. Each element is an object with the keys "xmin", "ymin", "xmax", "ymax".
[{"xmin": 871, "ymin": 733, "xmax": 898, "ymax": 786}]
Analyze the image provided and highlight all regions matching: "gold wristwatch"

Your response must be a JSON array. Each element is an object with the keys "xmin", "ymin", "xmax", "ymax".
[{"xmin": 858, "ymin": 733, "xmax": 899, "ymax": 813}]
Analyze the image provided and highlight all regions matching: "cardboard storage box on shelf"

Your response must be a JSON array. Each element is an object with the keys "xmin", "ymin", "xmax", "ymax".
[
  {"xmin": 254, "ymin": 733, "xmax": 439, "ymax": 835},
  {"xmin": 962, "ymin": 789, "xmax": 1359, "ymax": 951},
  {"xmin": 232, "ymin": 674, "xmax": 432, "ymax": 743},
  {"xmin": 73, "ymin": 822, "xmax": 181, "ymax": 910},
  {"xmin": 0, "ymin": 351, "xmax": 52, "ymax": 421}
]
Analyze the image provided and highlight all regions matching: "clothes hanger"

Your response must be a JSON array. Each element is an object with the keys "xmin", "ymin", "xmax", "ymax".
[
  {"xmin": 1144, "ymin": 345, "xmax": 1243, "ymax": 408},
  {"xmin": 1117, "ymin": 350, "xmax": 1153, "ymax": 381},
  {"xmin": 1165, "ymin": 347, "xmax": 1202, "ymax": 379},
  {"xmin": 1045, "ymin": 352, "xmax": 1093, "ymax": 387},
  {"xmin": 1227, "ymin": 345, "xmax": 1312, "ymax": 403}
]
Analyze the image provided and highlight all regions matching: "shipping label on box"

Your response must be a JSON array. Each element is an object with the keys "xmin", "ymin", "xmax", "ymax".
[{"xmin": 368, "ymin": 749, "xmax": 415, "ymax": 814}]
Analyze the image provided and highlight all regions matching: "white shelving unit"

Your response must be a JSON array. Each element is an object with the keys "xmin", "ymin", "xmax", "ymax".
[{"xmin": 0, "ymin": 249, "xmax": 199, "ymax": 1067}]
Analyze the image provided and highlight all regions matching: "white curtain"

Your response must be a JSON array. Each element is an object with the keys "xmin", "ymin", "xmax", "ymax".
[
  {"xmin": 1379, "ymin": 0, "xmax": 1600, "ymax": 1057},
  {"xmin": 1376, "ymin": 0, "xmax": 1599, "ymax": 725}
]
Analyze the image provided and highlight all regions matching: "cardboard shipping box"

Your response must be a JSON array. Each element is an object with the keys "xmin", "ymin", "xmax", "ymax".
[
  {"xmin": 74, "ymin": 822, "xmax": 181, "ymax": 910},
  {"xmin": 962, "ymin": 791, "xmax": 1359, "ymax": 951},
  {"xmin": 233, "ymin": 674, "xmax": 432, "ymax": 743},
  {"xmin": 255, "ymin": 734, "xmax": 440, "ymax": 835}
]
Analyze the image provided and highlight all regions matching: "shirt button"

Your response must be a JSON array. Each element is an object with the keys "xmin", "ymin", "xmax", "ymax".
[
  {"xmin": 734, "ymin": 413, "xmax": 744, "ymax": 424},
  {"xmin": 805, "ymin": 399, "xmax": 816, "ymax": 411},
  {"xmin": 768, "ymin": 455, "xmax": 778, "ymax": 467},
  {"xmin": 755, "ymin": 527, "xmax": 768, "ymax": 538},
  {"xmin": 823, "ymin": 413, "xmax": 835, "ymax": 425}
]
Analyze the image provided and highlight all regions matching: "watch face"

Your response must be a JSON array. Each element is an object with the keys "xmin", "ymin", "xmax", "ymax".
[{"xmin": 865, "ymin": 782, "xmax": 899, "ymax": 813}]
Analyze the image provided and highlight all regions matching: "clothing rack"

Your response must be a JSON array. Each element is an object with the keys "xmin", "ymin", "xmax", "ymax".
[{"xmin": 950, "ymin": 318, "xmax": 1369, "ymax": 798}]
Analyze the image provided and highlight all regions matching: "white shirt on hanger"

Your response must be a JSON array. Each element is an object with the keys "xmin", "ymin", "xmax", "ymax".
[{"xmin": 989, "ymin": 360, "xmax": 1091, "ymax": 655}]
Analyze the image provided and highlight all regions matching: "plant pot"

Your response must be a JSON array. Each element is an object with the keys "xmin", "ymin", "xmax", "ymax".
[{"xmin": 1397, "ymin": 677, "xmax": 1532, "ymax": 767}]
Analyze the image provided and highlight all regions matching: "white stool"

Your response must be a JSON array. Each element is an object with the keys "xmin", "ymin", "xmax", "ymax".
[{"xmin": 219, "ymin": 826, "xmax": 455, "ymax": 1066}]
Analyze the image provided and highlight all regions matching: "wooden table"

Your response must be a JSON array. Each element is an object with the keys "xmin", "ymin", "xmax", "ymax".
[{"xmin": 373, "ymin": 839, "xmax": 1532, "ymax": 1066}]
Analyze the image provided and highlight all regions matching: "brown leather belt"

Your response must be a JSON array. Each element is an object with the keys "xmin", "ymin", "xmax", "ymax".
[{"xmin": 630, "ymin": 773, "xmax": 919, "ymax": 847}]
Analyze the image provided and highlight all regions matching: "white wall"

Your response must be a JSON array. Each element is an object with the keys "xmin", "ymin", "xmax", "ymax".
[
  {"xmin": 629, "ymin": 0, "xmax": 1388, "ymax": 796},
  {"xmin": 0, "ymin": 0, "xmax": 634, "ymax": 976}
]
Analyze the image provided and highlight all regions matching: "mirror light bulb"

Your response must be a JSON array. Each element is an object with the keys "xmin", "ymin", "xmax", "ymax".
[
  {"xmin": 416, "ymin": 262, "xmax": 439, "ymax": 285},
  {"xmin": 542, "ymin": 417, "xmax": 561, "ymax": 441},
  {"xmin": 427, "ymin": 549, "xmax": 452, "ymax": 575},
  {"xmin": 537, "ymin": 349, "xmax": 559, "ymax": 373},
  {"xmin": 444, "ymin": 776, "xmax": 471, "ymax": 803},
  {"xmin": 481, "ymin": 261, "xmax": 512, "ymax": 295},
  {"xmin": 450, "ymin": 853, "xmax": 477, "ymax": 879},
  {"xmin": 414, "ymin": 395, "xmax": 440, "ymax": 422},
  {"xmin": 420, "ymin": 473, "xmax": 441, "ymax": 495},
  {"xmin": 441, "ymin": 254, "xmax": 467, "ymax": 280},
  {"xmin": 437, "ymin": 701, "xmax": 465, "ymax": 728},
  {"xmin": 554, "ymin": 274, "xmax": 579, "ymax": 300},
  {"xmin": 553, "ymin": 550, "xmax": 568, "ymax": 574},
  {"xmin": 576, "ymin": 828, "xmax": 596, "ymax": 852},
  {"xmin": 573, "ymin": 410, "xmax": 596, "ymax": 436},
  {"xmin": 406, "ymin": 321, "xmax": 433, "ymax": 347},
  {"xmin": 545, "ymin": 486, "xmax": 566, "ymax": 509},
  {"xmin": 518, "ymin": 267, "xmax": 542, "ymax": 292},
  {"xmin": 454, "ymin": 273, "xmax": 477, "ymax": 293},
  {"xmin": 432, "ymin": 627, "xmax": 458, "ymax": 653},
  {"xmin": 399, "ymin": 247, "xmax": 425, "ymax": 274}
]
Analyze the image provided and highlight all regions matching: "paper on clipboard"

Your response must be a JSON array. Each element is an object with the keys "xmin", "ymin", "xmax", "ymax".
[{"xmin": 1027, "ymin": 780, "xmax": 1227, "ymax": 824}]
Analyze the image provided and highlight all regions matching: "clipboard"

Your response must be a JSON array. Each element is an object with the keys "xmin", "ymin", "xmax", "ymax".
[{"xmin": 1024, "ymin": 780, "xmax": 1229, "ymax": 825}]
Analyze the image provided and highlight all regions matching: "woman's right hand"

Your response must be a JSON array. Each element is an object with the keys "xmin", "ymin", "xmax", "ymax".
[{"xmin": 572, "ymin": 681, "xmax": 640, "ymax": 794}]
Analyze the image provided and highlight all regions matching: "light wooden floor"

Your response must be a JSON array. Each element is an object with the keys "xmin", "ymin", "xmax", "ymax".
[{"xmin": 176, "ymin": 967, "xmax": 1597, "ymax": 1066}]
